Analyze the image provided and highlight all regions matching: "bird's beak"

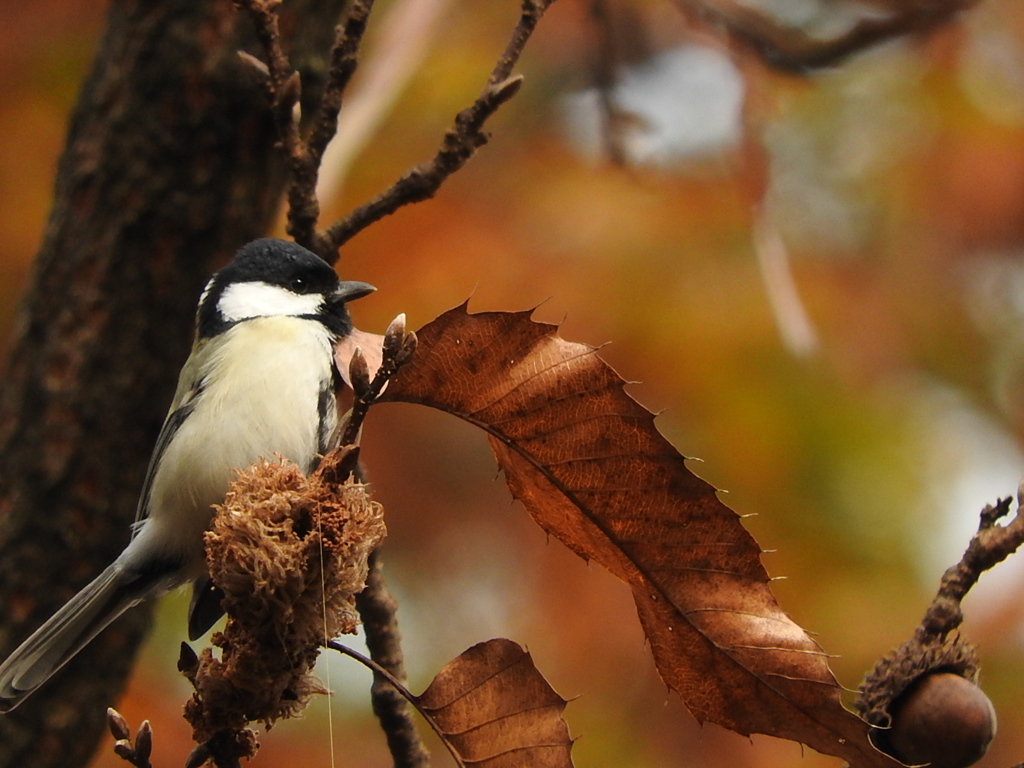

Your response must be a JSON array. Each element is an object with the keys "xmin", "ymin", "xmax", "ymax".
[{"xmin": 334, "ymin": 281, "xmax": 376, "ymax": 303}]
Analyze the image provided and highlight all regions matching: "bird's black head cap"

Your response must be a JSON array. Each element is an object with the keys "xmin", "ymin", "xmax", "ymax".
[
  {"xmin": 220, "ymin": 238, "xmax": 339, "ymax": 294},
  {"xmin": 197, "ymin": 238, "xmax": 373, "ymax": 339}
]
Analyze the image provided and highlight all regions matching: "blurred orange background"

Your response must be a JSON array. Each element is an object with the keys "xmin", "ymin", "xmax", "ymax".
[{"xmin": 4, "ymin": 0, "xmax": 1024, "ymax": 766}]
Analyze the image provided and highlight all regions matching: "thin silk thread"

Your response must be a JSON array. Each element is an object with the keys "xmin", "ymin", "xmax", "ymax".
[{"xmin": 316, "ymin": 502, "xmax": 337, "ymax": 768}]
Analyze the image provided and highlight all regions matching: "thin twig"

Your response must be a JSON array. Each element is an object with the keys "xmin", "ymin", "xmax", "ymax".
[
  {"xmin": 237, "ymin": 0, "xmax": 378, "ymax": 255},
  {"xmin": 331, "ymin": 315, "xmax": 425, "ymax": 766},
  {"xmin": 855, "ymin": 491, "xmax": 1024, "ymax": 729},
  {"xmin": 916, "ymin": 493, "xmax": 1024, "ymax": 640},
  {"xmin": 751, "ymin": 213, "xmax": 818, "ymax": 357},
  {"xmin": 586, "ymin": 0, "xmax": 637, "ymax": 166},
  {"xmin": 330, "ymin": 636, "xmax": 472, "ymax": 768},
  {"xmin": 351, "ymin": 553, "xmax": 433, "ymax": 768},
  {"xmin": 236, "ymin": 0, "xmax": 303, "ymax": 161},
  {"xmin": 338, "ymin": 314, "xmax": 417, "ymax": 450},
  {"xmin": 488, "ymin": 0, "xmax": 555, "ymax": 86},
  {"xmin": 305, "ymin": 1, "xmax": 375, "ymax": 166},
  {"xmin": 239, "ymin": 0, "xmax": 557, "ymax": 259},
  {"xmin": 317, "ymin": 0, "xmax": 454, "ymax": 209},
  {"xmin": 315, "ymin": 0, "xmax": 557, "ymax": 256},
  {"xmin": 672, "ymin": 0, "xmax": 978, "ymax": 73},
  {"xmin": 287, "ymin": 0, "xmax": 376, "ymax": 249},
  {"xmin": 315, "ymin": 76, "xmax": 523, "ymax": 253}
]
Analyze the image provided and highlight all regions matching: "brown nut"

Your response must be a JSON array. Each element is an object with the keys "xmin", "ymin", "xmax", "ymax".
[{"xmin": 888, "ymin": 672, "xmax": 996, "ymax": 768}]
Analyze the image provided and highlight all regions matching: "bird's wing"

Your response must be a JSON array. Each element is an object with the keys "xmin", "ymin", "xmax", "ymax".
[{"xmin": 131, "ymin": 345, "xmax": 208, "ymax": 534}]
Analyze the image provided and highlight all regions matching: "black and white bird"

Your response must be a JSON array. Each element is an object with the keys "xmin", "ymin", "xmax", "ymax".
[{"xmin": 0, "ymin": 238, "xmax": 374, "ymax": 711}]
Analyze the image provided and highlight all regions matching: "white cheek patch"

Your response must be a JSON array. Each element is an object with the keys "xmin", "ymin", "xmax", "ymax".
[{"xmin": 218, "ymin": 281, "xmax": 324, "ymax": 322}]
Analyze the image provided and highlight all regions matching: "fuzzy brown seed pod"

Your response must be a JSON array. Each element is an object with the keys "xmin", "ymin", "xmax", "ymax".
[
  {"xmin": 184, "ymin": 456, "xmax": 386, "ymax": 749},
  {"xmin": 855, "ymin": 634, "xmax": 979, "ymax": 729},
  {"xmin": 856, "ymin": 634, "xmax": 996, "ymax": 768}
]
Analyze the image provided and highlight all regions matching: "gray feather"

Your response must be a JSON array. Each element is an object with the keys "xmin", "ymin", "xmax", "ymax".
[{"xmin": 0, "ymin": 563, "xmax": 167, "ymax": 712}]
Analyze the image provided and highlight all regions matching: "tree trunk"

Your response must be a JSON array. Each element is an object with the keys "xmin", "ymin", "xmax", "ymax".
[{"xmin": 0, "ymin": 1, "xmax": 345, "ymax": 765}]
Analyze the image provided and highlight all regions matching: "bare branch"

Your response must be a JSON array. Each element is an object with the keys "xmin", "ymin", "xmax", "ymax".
[
  {"xmin": 916, "ymin": 493, "xmax": 1024, "ymax": 640},
  {"xmin": 673, "ymin": 0, "xmax": 979, "ymax": 73},
  {"xmin": 856, "ymin": 491, "xmax": 1024, "ymax": 736},
  {"xmin": 236, "ymin": 0, "xmax": 303, "ymax": 158},
  {"xmin": 238, "ymin": 0, "xmax": 557, "ymax": 260},
  {"xmin": 316, "ymin": 75, "xmax": 523, "ymax": 253},
  {"xmin": 306, "ymin": 1, "xmax": 375, "ymax": 166},
  {"xmin": 316, "ymin": 0, "xmax": 557, "ymax": 256},
  {"xmin": 288, "ymin": 0, "xmax": 376, "ymax": 249},
  {"xmin": 489, "ymin": 0, "xmax": 556, "ymax": 86},
  {"xmin": 352, "ymin": 552, "xmax": 432, "ymax": 768},
  {"xmin": 585, "ymin": 0, "xmax": 644, "ymax": 166},
  {"xmin": 317, "ymin": 0, "xmax": 454, "ymax": 209},
  {"xmin": 237, "ymin": 0, "xmax": 377, "ymax": 255}
]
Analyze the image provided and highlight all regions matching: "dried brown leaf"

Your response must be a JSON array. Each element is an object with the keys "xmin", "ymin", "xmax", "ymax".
[
  {"xmin": 416, "ymin": 639, "xmax": 574, "ymax": 768},
  {"xmin": 380, "ymin": 304, "xmax": 900, "ymax": 768}
]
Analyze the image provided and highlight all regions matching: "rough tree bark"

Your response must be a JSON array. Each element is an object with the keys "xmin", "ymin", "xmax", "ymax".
[{"xmin": 0, "ymin": 1, "xmax": 346, "ymax": 766}]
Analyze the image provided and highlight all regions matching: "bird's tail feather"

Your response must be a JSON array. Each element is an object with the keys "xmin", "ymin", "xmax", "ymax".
[{"xmin": 0, "ymin": 563, "xmax": 150, "ymax": 712}]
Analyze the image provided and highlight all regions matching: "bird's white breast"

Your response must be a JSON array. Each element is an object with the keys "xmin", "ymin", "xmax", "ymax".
[{"xmin": 135, "ymin": 316, "xmax": 335, "ymax": 570}]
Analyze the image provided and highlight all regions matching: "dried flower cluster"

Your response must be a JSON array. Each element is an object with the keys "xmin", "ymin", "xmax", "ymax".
[{"xmin": 184, "ymin": 456, "xmax": 386, "ymax": 747}]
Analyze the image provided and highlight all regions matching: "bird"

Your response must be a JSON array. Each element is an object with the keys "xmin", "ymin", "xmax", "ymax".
[{"xmin": 0, "ymin": 237, "xmax": 375, "ymax": 712}]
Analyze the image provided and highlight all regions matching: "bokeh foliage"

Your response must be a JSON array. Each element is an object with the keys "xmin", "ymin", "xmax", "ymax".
[{"xmin": 3, "ymin": 0, "xmax": 1024, "ymax": 766}]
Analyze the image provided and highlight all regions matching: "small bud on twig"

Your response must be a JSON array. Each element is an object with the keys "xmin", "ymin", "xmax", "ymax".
[
  {"xmin": 106, "ymin": 709, "xmax": 155, "ymax": 768},
  {"xmin": 381, "ymin": 314, "xmax": 416, "ymax": 376},
  {"xmin": 236, "ymin": 50, "xmax": 271, "ymax": 80},
  {"xmin": 488, "ymin": 75, "xmax": 524, "ymax": 106},
  {"xmin": 113, "ymin": 740, "xmax": 133, "ymax": 761},
  {"xmin": 349, "ymin": 347, "xmax": 372, "ymax": 400},
  {"xmin": 134, "ymin": 721, "xmax": 153, "ymax": 766},
  {"xmin": 178, "ymin": 641, "xmax": 199, "ymax": 678},
  {"xmin": 107, "ymin": 708, "xmax": 131, "ymax": 741},
  {"xmin": 383, "ymin": 313, "xmax": 407, "ymax": 360}
]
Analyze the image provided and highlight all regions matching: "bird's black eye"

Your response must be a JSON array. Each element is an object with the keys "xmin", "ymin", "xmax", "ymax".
[{"xmin": 290, "ymin": 277, "xmax": 307, "ymax": 293}]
